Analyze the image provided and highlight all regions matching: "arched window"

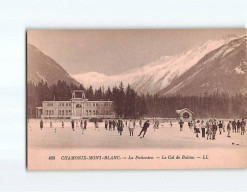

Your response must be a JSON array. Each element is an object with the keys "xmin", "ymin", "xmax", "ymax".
[
  {"xmin": 76, "ymin": 104, "xmax": 81, "ymax": 108},
  {"xmin": 183, "ymin": 112, "xmax": 190, "ymax": 119}
]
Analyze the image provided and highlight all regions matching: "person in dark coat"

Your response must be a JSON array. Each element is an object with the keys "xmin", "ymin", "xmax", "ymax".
[
  {"xmin": 105, "ymin": 120, "xmax": 108, "ymax": 130},
  {"xmin": 62, "ymin": 121, "xmax": 64, "ymax": 128},
  {"xmin": 113, "ymin": 120, "xmax": 116, "ymax": 131},
  {"xmin": 138, "ymin": 120, "xmax": 150, "ymax": 138},
  {"xmin": 179, "ymin": 120, "xmax": 184, "ymax": 131},
  {"xmin": 109, "ymin": 120, "xmax": 112, "ymax": 131},
  {"xmin": 118, "ymin": 120, "xmax": 124, "ymax": 135},
  {"xmin": 84, "ymin": 120, "xmax": 87, "ymax": 129},
  {"xmin": 237, "ymin": 120, "xmax": 241, "ymax": 133},
  {"xmin": 71, "ymin": 120, "xmax": 75, "ymax": 131},
  {"xmin": 241, "ymin": 119, "xmax": 246, "ymax": 135},
  {"xmin": 218, "ymin": 121, "xmax": 223, "ymax": 135},
  {"xmin": 40, "ymin": 119, "xmax": 43, "ymax": 130},
  {"xmin": 212, "ymin": 119, "xmax": 218, "ymax": 140},
  {"xmin": 80, "ymin": 120, "xmax": 83, "ymax": 129}
]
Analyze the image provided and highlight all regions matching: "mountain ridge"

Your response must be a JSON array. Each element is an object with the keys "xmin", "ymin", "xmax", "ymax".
[
  {"xmin": 27, "ymin": 44, "xmax": 80, "ymax": 86},
  {"xmin": 73, "ymin": 36, "xmax": 246, "ymax": 95}
]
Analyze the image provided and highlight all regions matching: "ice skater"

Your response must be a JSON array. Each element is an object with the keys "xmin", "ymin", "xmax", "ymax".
[
  {"xmin": 128, "ymin": 119, "xmax": 135, "ymax": 136},
  {"xmin": 40, "ymin": 119, "xmax": 43, "ymax": 130},
  {"xmin": 227, "ymin": 121, "xmax": 232, "ymax": 138},
  {"xmin": 218, "ymin": 121, "xmax": 223, "ymax": 135},
  {"xmin": 154, "ymin": 120, "xmax": 159, "ymax": 131},
  {"xmin": 138, "ymin": 120, "xmax": 150, "ymax": 138},
  {"xmin": 118, "ymin": 120, "xmax": 124, "ymax": 135},
  {"xmin": 95, "ymin": 121, "xmax": 99, "ymax": 130},
  {"xmin": 71, "ymin": 120, "xmax": 75, "ymax": 131},
  {"xmin": 201, "ymin": 120, "xmax": 206, "ymax": 138},
  {"xmin": 84, "ymin": 120, "xmax": 87, "ymax": 129},
  {"xmin": 237, "ymin": 120, "xmax": 241, "ymax": 133},
  {"xmin": 62, "ymin": 121, "xmax": 64, "ymax": 128},
  {"xmin": 241, "ymin": 119, "xmax": 246, "ymax": 135},
  {"xmin": 189, "ymin": 120, "xmax": 194, "ymax": 132},
  {"xmin": 212, "ymin": 119, "xmax": 218, "ymax": 140},
  {"xmin": 80, "ymin": 120, "xmax": 83, "ymax": 129},
  {"xmin": 113, "ymin": 120, "xmax": 116, "ymax": 131},
  {"xmin": 105, "ymin": 120, "xmax": 108, "ymax": 130},
  {"xmin": 222, "ymin": 121, "xmax": 226, "ymax": 133},
  {"xmin": 232, "ymin": 119, "xmax": 237, "ymax": 133},
  {"xmin": 81, "ymin": 121, "xmax": 84, "ymax": 135},
  {"xmin": 195, "ymin": 120, "xmax": 201, "ymax": 138},
  {"xmin": 139, "ymin": 120, "xmax": 142, "ymax": 127},
  {"xmin": 206, "ymin": 119, "xmax": 213, "ymax": 140},
  {"xmin": 109, "ymin": 120, "xmax": 112, "ymax": 131},
  {"xmin": 179, "ymin": 120, "xmax": 184, "ymax": 131}
]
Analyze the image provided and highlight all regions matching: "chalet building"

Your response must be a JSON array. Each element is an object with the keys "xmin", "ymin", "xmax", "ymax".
[
  {"xmin": 176, "ymin": 108, "xmax": 194, "ymax": 122},
  {"xmin": 35, "ymin": 90, "xmax": 115, "ymax": 119}
]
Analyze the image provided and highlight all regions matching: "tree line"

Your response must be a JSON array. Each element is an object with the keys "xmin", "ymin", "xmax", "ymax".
[{"xmin": 27, "ymin": 80, "xmax": 247, "ymax": 119}]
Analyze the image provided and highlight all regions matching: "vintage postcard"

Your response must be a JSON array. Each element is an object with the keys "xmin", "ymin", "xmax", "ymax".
[{"xmin": 27, "ymin": 29, "xmax": 247, "ymax": 170}]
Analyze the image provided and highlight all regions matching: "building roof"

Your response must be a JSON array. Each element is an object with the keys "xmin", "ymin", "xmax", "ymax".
[{"xmin": 176, "ymin": 108, "xmax": 194, "ymax": 115}]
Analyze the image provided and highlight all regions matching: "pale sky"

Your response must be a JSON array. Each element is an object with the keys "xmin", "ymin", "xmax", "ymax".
[{"xmin": 27, "ymin": 29, "xmax": 246, "ymax": 75}]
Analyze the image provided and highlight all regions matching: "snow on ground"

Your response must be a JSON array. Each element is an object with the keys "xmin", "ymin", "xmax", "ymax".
[{"xmin": 28, "ymin": 120, "xmax": 247, "ymax": 149}]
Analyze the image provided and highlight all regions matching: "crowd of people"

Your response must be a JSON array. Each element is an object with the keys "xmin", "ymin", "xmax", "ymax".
[
  {"xmin": 39, "ymin": 117, "xmax": 246, "ymax": 140},
  {"xmin": 39, "ymin": 118, "xmax": 153, "ymax": 138},
  {"xmin": 179, "ymin": 118, "xmax": 246, "ymax": 139},
  {"xmin": 102, "ymin": 119, "xmax": 151, "ymax": 138}
]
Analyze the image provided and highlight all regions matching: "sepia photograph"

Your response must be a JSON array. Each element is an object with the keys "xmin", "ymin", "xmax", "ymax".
[{"xmin": 27, "ymin": 29, "xmax": 247, "ymax": 170}]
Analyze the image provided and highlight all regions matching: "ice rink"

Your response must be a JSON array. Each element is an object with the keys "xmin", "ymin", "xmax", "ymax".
[{"xmin": 27, "ymin": 119, "xmax": 247, "ymax": 149}]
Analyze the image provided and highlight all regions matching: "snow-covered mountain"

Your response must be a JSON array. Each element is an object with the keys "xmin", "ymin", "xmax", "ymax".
[
  {"xmin": 73, "ymin": 36, "xmax": 243, "ymax": 94},
  {"xmin": 28, "ymin": 35, "xmax": 246, "ymax": 96},
  {"xmin": 27, "ymin": 44, "xmax": 80, "ymax": 86},
  {"xmin": 158, "ymin": 36, "xmax": 247, "ymax": 96}
]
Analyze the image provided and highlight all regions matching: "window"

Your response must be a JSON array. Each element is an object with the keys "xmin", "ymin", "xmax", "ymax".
[
  {"xmin": 93, "ymin": 110, "xmax": 95, "ymax": 115},
  {"xmin": 86, "ymin": 110, "xmax": 88, "ymax": 115},
  {"xmin": 69, "ymin": 110, "xmax": 71, "ymax": 115},
  {"xmin": 89, "ymin": 110, "xmax": 91, "ymax": 115},
  {"xmin": 49, "ymin": 110, "xmax": 51, "ymax": 115},
  {"xmin": 66, "ymin": 110, "xmax": 68, "ymax": 115},
  {"xmin": 47, "ymin": 110, "xmax": 49, "ymax": 115},
  {"xmin": 62, "ymin": 110, "xmax": 64, "ymax": 115},
  {"xmin": 59, "ymin": 110, "xmax": 61, "ymax": 115},
  {"xmin": 47, "ymin": 103, "xmax": 53, "ymax": 107},
  {"xmin": 76, "ymin": 104, "xmax": 81, "ymax": 108},
  {"xmin": 96, "ymin": 110, "xmax": 98, "ymax": 115},
  {"xmin": 52, "ymin": 110, "xmax": 54, "ymax": 115}
]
